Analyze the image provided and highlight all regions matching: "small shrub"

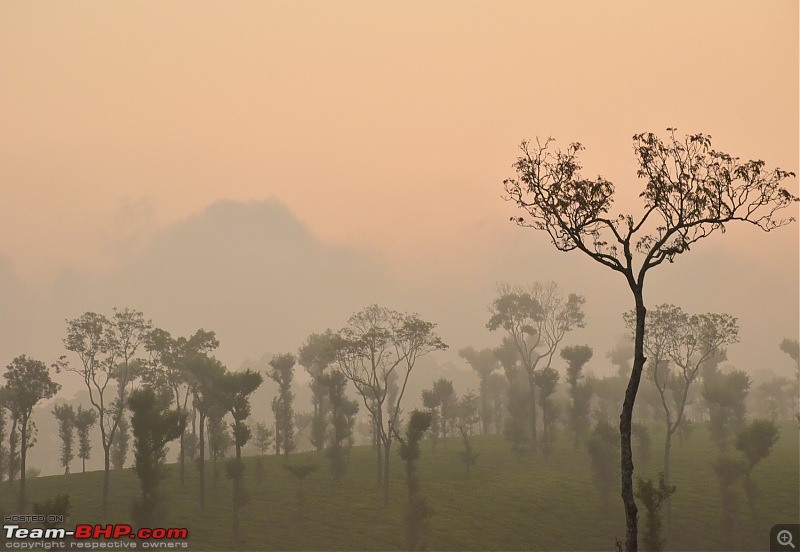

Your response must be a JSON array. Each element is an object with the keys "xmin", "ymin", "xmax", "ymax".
[{"xmin": 635, "ymin": 473, "xmax": 676, "ymax": 552}]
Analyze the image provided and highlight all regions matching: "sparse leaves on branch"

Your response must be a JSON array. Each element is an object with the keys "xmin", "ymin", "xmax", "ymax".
[{"xmin": 504, "ymin": 131, "xmax": 798, "ymax": 277}]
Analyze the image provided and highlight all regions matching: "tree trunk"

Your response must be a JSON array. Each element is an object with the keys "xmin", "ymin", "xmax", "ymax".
[
  {"xmin": 232, "ymin": 444, "xmax": 241, "ymax": 546},
  {"xmin": 382, "ymin": 438, "xmax": 391, "ymax": 505},
  {"xmin": 528, "ymin": 370, "xmax": 538, "ymax": 452},
  {"xmin": 103, "ymin": 445, "xmax": 111, "ymax": 515},
  {"xmin": 480, "ymin": 377, "xmax": 488, "ymax": 435},
  {"xmin": 375, "ymin": 411, "xmax": 383, "ymax": 490},
  {"xmin": 19, "ymin": 418, "xmax": 28, "ymax": 511},
  {"xmin": 199, "ymin": 411, "xmax": 206, "ymax": 508},
  {"xmin": 179, "ymin": 432, "xmax": 185, "ymax": 488},
  {"xmin": 8, "ymin": 418, "xmax": 18, "ymax": 486},
  {"xmin": 621, "ymin": 292, "xmax": 646, "ymax": 552},
  {"xmin": 664, "ymin": 428, "xmax": 673, "ymax": 534}
]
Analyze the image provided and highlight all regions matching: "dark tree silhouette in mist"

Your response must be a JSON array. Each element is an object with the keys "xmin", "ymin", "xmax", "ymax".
[
  {"xmin": 487, "ymin": 282, "xmax": 585, "ymax": 452},
  {"xmin": 53, "ymin": 404, "xmax": 76, "ymax": 474},
  {"xmin": 458, "ymin": 347, "xmax": 500, "ymax": 434},
  {"xmin": 55, "ymin": 308, "xmax": 151, "ymax": 515},
  {"xmin": 561, "ymin": 345, "xmax": 593, "ymax": 450},
  {"xmin": 333, "ymin": 305, "xmax": 446, "ymax": 504},
  {"xmin": 397, "ymin": 410, "xmax": 433, "ymax": 551},
  {"xmin": 503, "ymin": 129, "xmax": 798, "ymax": 550},
  {"xmin": 3, "ymin": 355, "xmax": 60, "ymax": 510},
  {"xmin": 74, "ymin": 406, "xmax": 97, "ymax": 473},
  {"xmin": 128, "ymin": 387, "xmax": 185, "ymax": 527}
]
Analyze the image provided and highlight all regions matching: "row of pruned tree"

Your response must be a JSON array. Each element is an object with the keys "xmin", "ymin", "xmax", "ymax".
[{"xmin": 0, "ymin": 302, "xmax": 450, "ymax": 548}]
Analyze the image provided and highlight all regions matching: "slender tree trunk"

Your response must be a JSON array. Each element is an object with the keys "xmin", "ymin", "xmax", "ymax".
[
  {"xmin": 375, "ymin": 411, "xmax": 383, "ymax": 490},
  {"xmin": 480, "ymin": 378, "xmax": 488, "ymax": 435},
  {"xmin": 199, "ymin": 411, "xmax": 206, "ymax": 508},
  {"xmin": 19, "ymin": 418, "xmax": 28, "ymax": 510},
  {"xmin": 528, "ymin": 370, "xmax": 538, "ymax": 452},
  {"xmin": 744, "ymin": 471, "xmax": 757, "ymax": 521},
  {"xmin": 103, "ymin": 445, "xmax": 111, "ymax": 515},
  {"xmin": 8, "ymin": 418, "xmax": 18, "ymax": 486},
  {"xmin": 382, "ymin": 438, "xmax": 391, "ymax": 505},
  {"xmin": 621, "ymin": 291, "xmax": 646, "ymax": 552},
  {"xmin": 232, "ymin": 444, "xmax": 241, "ymax": 546},
  {"xmin": 664, "ymin": 427, "xmax": 673, "ymax": 533},
  {"xmin": 179, "ymin": 432, "xmax": 185, "ymax": 488}
]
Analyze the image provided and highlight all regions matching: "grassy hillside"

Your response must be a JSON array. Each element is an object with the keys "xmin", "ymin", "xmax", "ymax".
[{"xmin": 2, "ymin": 422, "xmax": 797, "ymax": 551}]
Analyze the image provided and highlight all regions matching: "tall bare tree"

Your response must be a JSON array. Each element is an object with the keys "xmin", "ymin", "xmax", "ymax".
[
  {"xmin": 626, "ymin": 304, "xmax": 738, "ymax": 537},
  {"xmin": 332, "ymin": 305, "xmax": 447, "ymax": 503},
  {"xmin": 502, "ymin": 129, "xmax": 797, "ymax": 550},
  {"xmin": 487, "ymin": 282, "xmax": 585, "ymax": 451},
  {"xmin": 55, "ymin": 308, "xmax": 151, "ymax": 514}
]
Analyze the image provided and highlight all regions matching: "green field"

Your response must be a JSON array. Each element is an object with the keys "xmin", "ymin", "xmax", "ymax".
[{"xmin": 2, "ymin": 423, "xmax": 798, "ymax": 551}]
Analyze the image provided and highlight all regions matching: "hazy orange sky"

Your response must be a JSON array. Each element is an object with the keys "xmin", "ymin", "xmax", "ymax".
[
  {"xmin": 0, "ymin": 1, "xmax": 798, "ymax": 390},
  {"xmin": 2, "ymin": 1, "xmax": 797, "ymax": 282}
]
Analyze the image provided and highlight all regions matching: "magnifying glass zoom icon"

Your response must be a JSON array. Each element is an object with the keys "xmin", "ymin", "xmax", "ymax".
[{"xmin": 778, "ymin": 530, "xmax": 796, "ymax": 549}]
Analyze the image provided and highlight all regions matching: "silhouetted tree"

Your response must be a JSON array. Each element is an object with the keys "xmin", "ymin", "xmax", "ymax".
[
  {"xmin": 589, "ymin": 374, "xmax": 625, "ymax": 425},
  {"xmin": 218, "ymin": 369, "xmax": 263, "ymax": 546},
  {"xmin": 397, "ymin": 410, "xmax": 433, "ymax": 551},
  {"xmin": 459, "ymin": 347, "xmax": 500, "ymax": 434},
  {"xmin": 487, "ymin": 282, "xmax": 585, "ymax": 452},
  {"xmin": 2, "ymin": 390, "xmax": 19, "ymax": 486},
  {"xmin": 494, "ymin": 337, "xmax": 530, "ymax": 452},
  {"xmin": 534, "ymin": 366, "xmax": 560, "ymax": 457},
  {"xmin": 421, "ymin": 389, "xmax": 441, "ymax": 450},
  {"xmin": 712, "ymin": 455, "xmax": 747, "ymax": 550},
  {"xmin": 779, "ymin": 338, "xmax": 799, "ymax": 414},
  {"xmin": 703, "ymin": 369, "xmax": 751, "ymax": 453},
  {"xmin": 52, "ymin": 404, "xmax": 76, "ymax": 474},
  {"xmin": 607, "ymin": 339, "xmax": 634, "ymax": 379},
  {"xmin": 111, "ymin": 412, "xmax": 130, "ymax": 470},
  {"xmin": 755, "ymin": 376, "xmax": 793, "ymax": 422},
  {"xmin": 298, "ymin": 331, "xmax": 336, "ymax": 454},
  {"xmin": 735, "ymin": 419, "xmax": 779, "ymax": 520},
  {"xmin": 74, "ymin": 406, "xmax": 97, "ymax": 473},
  {"xmin": 587, "ymin": 421, "xmax": 619, "ymax": 508},
  {"xmin": 486, "ymin": 372, "xmax": 508, "ymax": 435},
  {"xmin": 456, "ymin": 393, "xmax": 480, "ymax": 476},
  {"xmin": 561, "ymin": 345, "xmax": 593, "ymax": 450},
  {"xmin": 254, "ymin": 422, "xmax": 274, "ymax": 456},
  {"xmin": 268, "ymin": 353, "xmax": 296, "ymax": 456},
  {"xmin": 128, "ymin": 387, "xmax": 185, "ymax": 528},
  {"xmin": 502, "ymin": 129, "xmax": 797, "ymax": 550},
  {"xmin": 3, "ymin": 355, "xmax": 60, "ymax": 509},
  {"xmin": 433, "ymin": 378, "xmax": 456, "ymax": 444},
  {"xmin": 186, "ymin": 355, "xmax": 225, "ymax": 507},
  {"xmin": 635, "ymin": 473, "xmax": 676, "ymax": 552},
  {"xmin": 283, "ymin": 463, "xmax": 317, "ymax": 518},
  {"xmin": 207, "ymin": 410, "xmax": 230, "ymax": 484},
  {"xmin": 627, "ymin": 304, "xmax": 738, "ymax": 535},
  {"xmin": 321, "ymin": 370, "xmax": 359, "ymax": 480},
  {"xmin": 333, "ymin": 305, "xmax": 447, "ymax": 503},
  {"xmin": 55, "ymin": 308, "xmax": 151, "ymax": 514},
  {"xmin": 144, "ymin": 327, "xmax": 218, "ymax": 488}
]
